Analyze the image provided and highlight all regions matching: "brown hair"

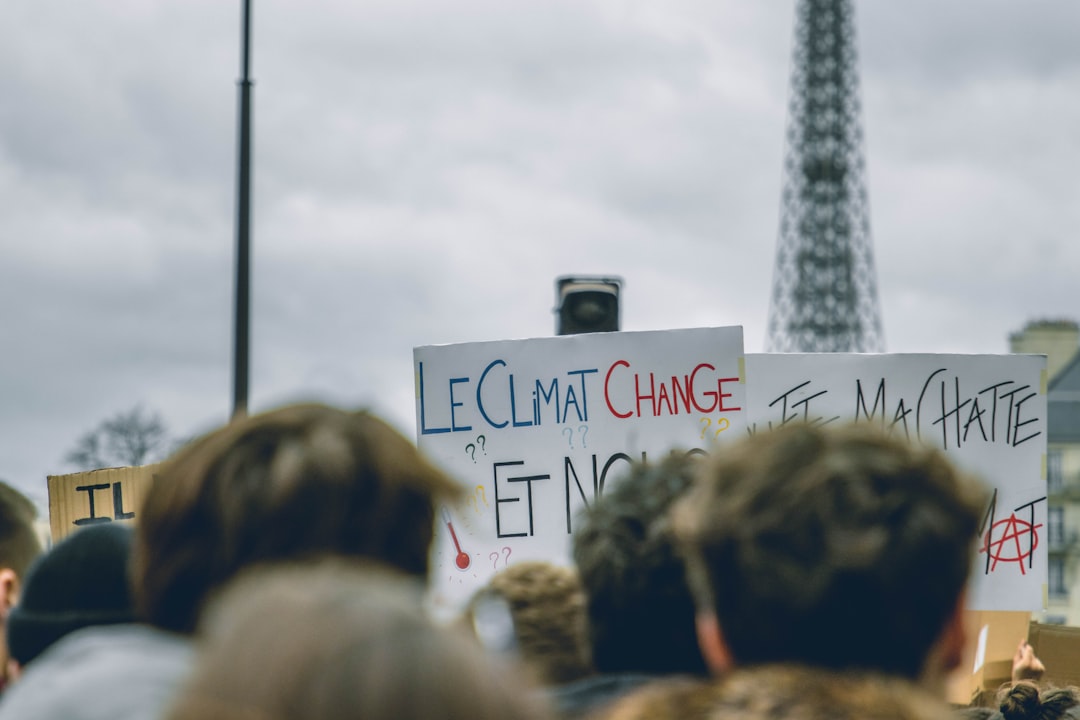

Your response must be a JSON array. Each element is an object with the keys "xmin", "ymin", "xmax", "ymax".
[
  {"xmin": 598, "ymin": 677, "xmax": 715, "ymax": 720},
  {"xmin": 466, "ymin": 561, "xmax": 592, "ymax": 685},
  {"xmin": 998, "ymin": 682, "xmax": 1080, "ymax": 720},
  {"xmin": 132, "ymin": 404, "xmax": 460, "ymax": 634},
  {"xmin": 674, "ymin": 422, "xmax": 987, "ymax": 679},
  {"xmin": 0, "ymin": 480, "xmax": 42, "ymax": 578},
  {"xmin": 166, "ymin": 561, "xmax": 551, "ymax": 720},
  {"xmin": 599, "ymin": 666, "xmax": 955, "ymax": 720}
]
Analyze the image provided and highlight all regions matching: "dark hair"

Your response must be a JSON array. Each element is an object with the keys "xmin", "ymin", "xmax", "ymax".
[
  {"xmin": 573, "ymin": 452, "xmax": 707, "ymax": 675},
  {"xmin": 466, "ymin": 561, "xmax": 592, "ymax": 685},
  {"xmin": 675, "ymin": 422, "xmax": 987, "ymax": 678},
  {"xmin": 166, "ymin": 561, "xmax": 550, "ymax": 720},
  {"xmin": 132, "ymin": 404, "xmax": 460, "ymax": 634},
  {"xmin": 0, "ymin": 480, "xmax": 42, "ymax": 578},
  {"xmin": 998, "ymin": 683, "xmax": 1080, "ymax": 720}
]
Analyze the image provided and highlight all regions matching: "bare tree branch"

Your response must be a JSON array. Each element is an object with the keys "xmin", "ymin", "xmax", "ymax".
[
  {"xmin": 64, "ymin": 405, "xmax": 170, "ymax": 470},
  {"xmin": 64, "ymin": 432, "xmax": 107, "ymax": 470}
]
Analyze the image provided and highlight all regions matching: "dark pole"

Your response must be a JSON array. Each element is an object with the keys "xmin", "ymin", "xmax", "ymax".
[{"xmin": 232, "ymin": 0, "xmax": 253, "ymax": 419}]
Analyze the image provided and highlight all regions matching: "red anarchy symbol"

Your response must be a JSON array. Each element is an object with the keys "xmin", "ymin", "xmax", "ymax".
[{"xmin": 979, "ymin": 513, "xmax": 1041, "ymax": 575}]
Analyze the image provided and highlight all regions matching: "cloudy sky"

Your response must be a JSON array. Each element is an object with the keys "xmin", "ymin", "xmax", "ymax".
[{"xmin": 1, "ymin": 0, "xmax": 1077, "ymax": 509}]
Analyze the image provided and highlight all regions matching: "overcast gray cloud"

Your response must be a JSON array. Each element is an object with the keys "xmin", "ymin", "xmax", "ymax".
[{"xmin": 1, "ymin": 1, "xmax": 1077, "ymax": 509}]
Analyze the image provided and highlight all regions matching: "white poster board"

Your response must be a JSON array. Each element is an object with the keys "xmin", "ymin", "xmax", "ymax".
[
  {"xmin": 415, "ymin": 327, "xmax": 746, "ymax": 611},
  {"xmin": 744, "ymin": 353, "xmax": 1049, "ymax": 611}
]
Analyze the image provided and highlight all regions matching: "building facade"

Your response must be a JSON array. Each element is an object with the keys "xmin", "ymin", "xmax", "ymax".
[{"xmin": 1010, "ymin": 320, "xmax": 1080, "ymax": 624}]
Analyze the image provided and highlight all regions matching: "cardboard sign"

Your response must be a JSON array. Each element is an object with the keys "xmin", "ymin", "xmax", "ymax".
[
  {"xmin": 46, "ymin": 464, "xmax": 160, "ymax": 542},
  {"xmin": 744, "ymin": 353, "xmax": 1048, "ymax": 611},
  {"xmin": 415, "ymin": 327, "xmax": 746, "ymax": 611},
  {"xmin": 949, "ymin": 617, "xmax": 1080, "ymax": 706},
  {"xmin": 947, "ymin": 610, "xmax": 1031, "ymax": 706},
  {"xmin": 1027, "ymin": 621, "xmax": 1080, "ymax": 690}
]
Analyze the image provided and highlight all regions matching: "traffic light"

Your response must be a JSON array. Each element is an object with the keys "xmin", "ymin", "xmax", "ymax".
[{"xmin": 555, "ymin": 276, "xmax": 623, "ymax": 335}]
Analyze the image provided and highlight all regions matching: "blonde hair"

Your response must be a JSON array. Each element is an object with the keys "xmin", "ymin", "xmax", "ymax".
[
  {"xmin": 167, "ymin": 561, "xmax": 551, "ymax": 720},
  {"xmin": 466, "ymin": 561, "xmax": 592, "ymax": 685}
]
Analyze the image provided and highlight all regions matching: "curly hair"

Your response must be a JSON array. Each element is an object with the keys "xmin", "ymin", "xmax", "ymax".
[
  {"xmin": 573, "ymin": 451, "xmax": 708, "ymax": 675},
  {"xmin": 467, "ymin": 561, "xmax": 592, "ymax": 685},
  {"xmin": 602, "ymin": 665, "xmax": 954, "ymax": 720}
]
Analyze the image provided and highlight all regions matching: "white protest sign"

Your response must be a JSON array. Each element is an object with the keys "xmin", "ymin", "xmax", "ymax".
[
  {"xmin": 744, "ymin": 353, "xmax": 1048, "ymax": 611},
  {"xmin": 415, "ymin": 327, "xmax": 746, "ymax": 611}
]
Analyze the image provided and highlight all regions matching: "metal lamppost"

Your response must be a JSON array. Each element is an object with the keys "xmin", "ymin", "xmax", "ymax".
[{"xmin": 232, "ymin": 0, "xmax": 253, "ymax": 418}]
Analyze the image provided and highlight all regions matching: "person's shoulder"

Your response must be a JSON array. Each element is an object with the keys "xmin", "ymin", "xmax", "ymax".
[
  {"xmin": 0, "ymin": 624, "xmax": 194, "ymax": 720},
  {"xmin": 28, "ymin": 623, "xmax": 192, "ymax": 671}
]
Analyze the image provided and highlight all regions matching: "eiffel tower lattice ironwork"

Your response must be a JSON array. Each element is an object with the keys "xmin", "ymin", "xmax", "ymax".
[{"xmin": 766, "ymin": 0, "xmax": 884, "ymax": 353}]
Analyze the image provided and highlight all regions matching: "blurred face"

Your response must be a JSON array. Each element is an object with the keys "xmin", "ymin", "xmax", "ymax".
[{"xmin": 0, "ymin": 567, "xmax": 19, "ymax": 691}]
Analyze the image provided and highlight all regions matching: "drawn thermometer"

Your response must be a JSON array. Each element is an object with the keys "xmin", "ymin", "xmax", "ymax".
[{"xmin": 441, "ymin": 507, "xmax": 471, "ymax": 570}]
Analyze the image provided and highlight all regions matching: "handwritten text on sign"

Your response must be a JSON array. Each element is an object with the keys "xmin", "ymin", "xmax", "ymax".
[
  {"xmin": 415, "ymin": 327, "xmax": 746, "ymax": 611},
  {"xmin": 47, "ymin": 465, "xmax": 160, "ymax": 542},
  {"xmin": 744, "ymin": 353, "xmax": 1048, "ymax": 611}
]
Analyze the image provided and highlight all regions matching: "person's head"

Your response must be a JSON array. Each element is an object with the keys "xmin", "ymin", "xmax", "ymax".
[
  {"xmin": 165, "ymin": 561, "xmax": 551, "ymax": 720},
  {"xmin": 466, "ymin": 561, "xmax": 592, "ymax": 686},
  {"xmin": 674, "ymin": 422, "xmax": 987, "ymax": 683},
  {"xmin": 0, "ymin": 481, "xmax": 41, "ymax": 599},
  {"xmin": 0, "ymin": 480, "xmax": 42, "ymax": 687},
  {"xmin": 573, "ymin": 451, "xmax": 708, "ymax": 676},
  {"xmin": 7, "ymin": 523, "xmax": 135, "ymax": 669},
  {"xmin": 132, "ymin": 403, "xmax": 460, "ymax": 634},
  {"xmin": 997, "ymin": 682, "xmax": 1080, "ymax": 720}
]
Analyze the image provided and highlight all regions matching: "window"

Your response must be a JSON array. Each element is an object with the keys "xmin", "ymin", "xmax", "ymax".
[
  {"xmin": 1048, "ymin": 450, "xmax": 1064, "ymax": 493},
  {"xmin": 1049, "ymin": 556, "xmax": 1067, "ymax": 598},
  {"xmin": 1049, "ymin": 507, "xmax": 1065, "ymax": 546}
]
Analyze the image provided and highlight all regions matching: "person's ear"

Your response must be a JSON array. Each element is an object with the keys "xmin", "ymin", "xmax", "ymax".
[
  {"xmin": 696, "ymin": 613, "xmax": 735, "ymax": 676},
  {"xmin": 0, "ymin": 568, "xmax": 20, "ymax": 611},
  {"xmin": 5, "ymin": 658, "xmax": 21, "ymax": 684},
  {"xmin": 934, "ymin": 588, "xmax": 968, "ymax": 676}
]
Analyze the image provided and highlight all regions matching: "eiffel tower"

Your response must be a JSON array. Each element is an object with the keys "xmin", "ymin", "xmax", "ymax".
[{"xmin": 766, "ymin": 0, "xmax": 884, "ymax": 353}]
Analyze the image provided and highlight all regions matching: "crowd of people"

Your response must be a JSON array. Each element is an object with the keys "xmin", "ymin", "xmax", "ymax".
[{"xmin": 0, "ymin": 402, "xmax": 1076, "ymax": 720}]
